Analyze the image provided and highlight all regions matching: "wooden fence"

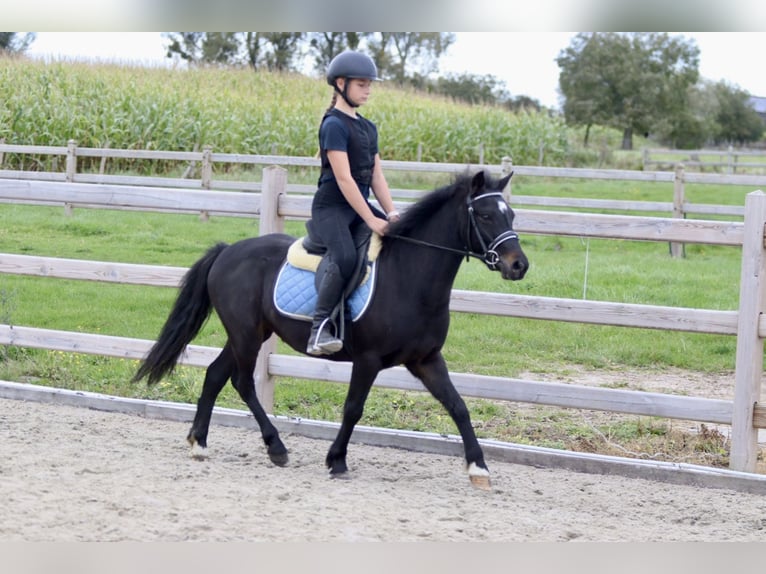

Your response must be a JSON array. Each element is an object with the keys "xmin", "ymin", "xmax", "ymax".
[
  {"xmin": 3, "ymin": 141, "xmax": 766, "ymax": 215},
  {"xmin": 1, "ymin": 144, "xmax": 766, "ymax": 474},
  {"xmin": 643, "ymin": 146, "xmax": 766, "ymax": 174}
]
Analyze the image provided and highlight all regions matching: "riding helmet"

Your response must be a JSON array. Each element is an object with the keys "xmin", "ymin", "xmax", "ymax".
[{"xmin": 326, "ymin": 50, "xmax": 379, "ymax": 86}]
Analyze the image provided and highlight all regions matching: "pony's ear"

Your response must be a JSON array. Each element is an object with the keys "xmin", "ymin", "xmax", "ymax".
[
  {"xmin": 470, "ymin": 170, "xmax": 486, "ymax": 195},
  {"xmin": 498, "ymin": 171, "xmax": 513, "ymax": 191}
]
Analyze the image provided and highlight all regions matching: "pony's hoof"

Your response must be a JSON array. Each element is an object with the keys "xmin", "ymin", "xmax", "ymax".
[
  {"xmin": 269, "ymin": 451, "xmax": 289, "ymax": 467},
  {"xmin": 326, "ymin": 458, "xmax": 348, "ymax": 476},
  {"xmin": 468, "ymin": 462, "xmax": 492, "ymax": 491},
  {"xmin": 329, "ymin": 470, "xmax": 351, "ymax": 480},
  {"xmin": 190, "ymin": 441, "xmax": 209, "ymax": 461}
]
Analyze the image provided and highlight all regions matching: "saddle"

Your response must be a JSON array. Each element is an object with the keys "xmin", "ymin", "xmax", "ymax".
[
  {"xmin": 273, "ymin": 220, "xmax": 382, "ymax": 325},
  {"xmin": 289, "ymin": 219, "xmax": 383, "ymax": 281}
]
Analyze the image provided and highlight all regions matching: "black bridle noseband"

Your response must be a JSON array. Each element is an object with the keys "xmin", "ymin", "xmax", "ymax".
[
  {"xmin": 389, "ymin": 191, "xmax": 519, "ymax": 270},
  {"xmin": 466, "ymin": 191, "xmax": 519, "ymax": 270}
]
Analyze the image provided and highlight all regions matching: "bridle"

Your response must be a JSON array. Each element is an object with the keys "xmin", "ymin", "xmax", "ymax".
[
  {"xmin": 466, "ymin": 191, "xmax": 520, "ymax": 270},
  {"xmin": 388, "ymin": 191, "xmax": 519, "ymax": 270}
]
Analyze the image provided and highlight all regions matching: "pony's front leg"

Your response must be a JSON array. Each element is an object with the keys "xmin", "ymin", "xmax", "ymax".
[
  {"xmin": 406, "ymin": 352, "xmax": 491, "ymax": 490},
  {"xmin": 230, "ymin": 367, "xmax": 288, "ymax": 467},
  {"xmin": 326, "ymin": 359, "xmax": 380, "ymax": 477}
]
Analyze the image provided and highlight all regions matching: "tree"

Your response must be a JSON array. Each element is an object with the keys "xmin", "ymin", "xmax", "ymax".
[
  {"xmin": 432, "ymin": 72, "xmax": 505, "ymax": 105},
  {"xmin": 655, "ymin": 80, "xmax": 765, "ymax": 148},
  {"xmin": 363, "ymin": 33, "xmax": 454, "ymax": 84},
  {"xmin": 163, "ymin": 32, "xmax": 206, "ymax": 64},
  {"xmin": 505, "ymin": 95, "xmax": 542, "ymax": 113},
  {"xmin": 161, "ymin": 32, "xmax": 455, "ymax": 83},
  {"xmin": 308, "ymin": 32, "xmax": 363, "ymax": 73},
  {"xmin": 711, "ymin": 81, "xmax": 764, "ymax": 145},
  {"xmin": 200, "ymin": 33, "xmax": 240, "ymax": 64},
  {"xmin": 261, "ymin": 33, "xmax": 304, "ymax": 72},
  {"xmin": 0, "ymin": 32, "xmax": 36, "ymax": 55},
  {"xmin": 386, "ymin": 33, "xmax": 455, "ymax": 84},
  {"xmin": 163, "ymin": 32, "xmax": 305, "ymax": 71},
  {"xmin": 557, "ymin": 33, "xmax": 700, "ymax": 149},
  {"xmin": 242, "ymin": 32, "xmax": 263, "ymax": 70}
]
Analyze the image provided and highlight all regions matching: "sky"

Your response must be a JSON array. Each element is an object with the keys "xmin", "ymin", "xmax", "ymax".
[{"xmin": 24, "ymin": 32, "xmax": 766, "ymax": 110}]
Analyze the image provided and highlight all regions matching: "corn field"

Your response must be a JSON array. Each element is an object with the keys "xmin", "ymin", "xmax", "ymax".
[{"xmin": 0, "ymin": 58, "xmax": 571, "ymax": 172}]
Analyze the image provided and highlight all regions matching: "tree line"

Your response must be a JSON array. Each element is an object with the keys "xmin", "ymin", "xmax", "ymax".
[
  {"xmin": 2, "ymin": 32, "xmax": 763, "ymax": 150},
  {"xmin": 557, "ymin": 33, "xmax": 763, "ymax": 149}
]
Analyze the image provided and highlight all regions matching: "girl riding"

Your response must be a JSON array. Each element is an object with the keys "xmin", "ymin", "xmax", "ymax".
[{"xmin": 306, "ymin": 50, "xmax": 400, "ymax": 355}]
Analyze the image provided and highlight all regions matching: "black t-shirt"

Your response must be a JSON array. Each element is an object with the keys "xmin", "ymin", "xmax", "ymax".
[{"xmin": 315, "ymin": 109, "xmax": 379, "ymax": 206}]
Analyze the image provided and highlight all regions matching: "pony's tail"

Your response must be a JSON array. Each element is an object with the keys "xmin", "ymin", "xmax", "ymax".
[{"xmin": 133, "ymin": 242, "xmax": 228, "ymax": 386}]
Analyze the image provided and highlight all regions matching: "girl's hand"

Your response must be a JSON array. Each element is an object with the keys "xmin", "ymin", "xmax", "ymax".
[
  {"xmin": 367, "ymin": 217, "xmax": 389, "ymax": 236},
  {"xmin": 386, "ymin": 210, "xmax": 401, "ymax": 223}
]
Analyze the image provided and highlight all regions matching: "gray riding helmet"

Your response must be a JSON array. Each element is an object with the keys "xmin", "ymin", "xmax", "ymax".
[{"xmin": 326, "ymin": 50, "xmax": 379, "ymax": 107}]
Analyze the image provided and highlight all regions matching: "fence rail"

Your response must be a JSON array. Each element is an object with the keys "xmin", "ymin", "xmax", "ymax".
[
  {"xmin": 4, "ymin": 141, "xmax": 766, "ymax": 221},
  {"xmin": 643, "ymin": 146, "xmax": 766, "ymax": 174},
  {"xmin": 1, "ymin": 146, "xmax": 765, "ymax": 474}
]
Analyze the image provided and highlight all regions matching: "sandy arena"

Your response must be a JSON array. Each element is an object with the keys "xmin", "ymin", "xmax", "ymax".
[{"xmin": 2, "ymin": 396, "xmax": 766, "ymax": 542}]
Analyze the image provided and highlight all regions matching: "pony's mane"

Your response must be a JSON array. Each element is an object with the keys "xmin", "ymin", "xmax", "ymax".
[
  {"xmin": 385, "ymin": 172, "xmax": 473, "ymax": 238},
  {"xmin": 385, "ymin": 170, "xmax": 503, "ymax": 239}
]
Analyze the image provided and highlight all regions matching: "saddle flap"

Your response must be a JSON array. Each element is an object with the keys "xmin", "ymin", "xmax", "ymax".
[{"xmin": 273, "ymin": 261, "xmax": 377, "ymax": 323}]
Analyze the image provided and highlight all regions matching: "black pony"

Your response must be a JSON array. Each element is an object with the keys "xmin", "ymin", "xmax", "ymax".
[{"xmin": 133, "ymin": 170, "xmax": 528, "ymax": 489}]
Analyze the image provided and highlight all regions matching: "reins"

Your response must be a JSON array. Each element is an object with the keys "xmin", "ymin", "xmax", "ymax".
[
  {"xmin": 386, "ymin": 233, "xmax": 486, "ymax": 262},
  {"xmin": 388, "ymin": 190, "xmax": 519, "ymax": 270}
]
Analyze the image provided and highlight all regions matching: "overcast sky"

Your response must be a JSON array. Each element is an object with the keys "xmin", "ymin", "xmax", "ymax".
[{"xmin": 25, "ymin": 32, "xmax": 766, "ymax": 110}]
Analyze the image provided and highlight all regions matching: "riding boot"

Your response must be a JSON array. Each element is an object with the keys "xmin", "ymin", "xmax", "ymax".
[{"xmin": 307, "ymin": 263, "xmax": 345, "ymax": 356}]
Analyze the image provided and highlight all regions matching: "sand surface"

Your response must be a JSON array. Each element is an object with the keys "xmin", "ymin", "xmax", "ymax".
[{"xmin": 3, "ymin": 397, "xmax": 766, "ymax": 542}]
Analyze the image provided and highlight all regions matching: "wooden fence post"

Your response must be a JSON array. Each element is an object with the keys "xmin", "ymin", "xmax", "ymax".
[
  {"xmin": 64, "ymin": 140, "xmax": 77, "ymax": 216},
  {"xmin": 253, "ymin": 165, "xmax": 288, "ymax": 412},
  {"xmin": 65, "ymin": 140, "xmax": 77, "ymax": 182},
  {"xmin": 99, "ymin": 141, "xmax": 109, "ymax": 175},
  {"xmin": 730, "ymin": 190, "xmax": 766, "ymax": 472},
  {"xmin": 670, "ymin": 163, "xmax": 686, "ymax": 258},
  {"xmin": 259, "ymin": 165, "xmax": 286, "ymax": 235},
  {"xmin": 501, "ymin": 156, "xmax": 513, "ymax": 202},
  {"xmin": 200, "ymin": 145, "xmax": 212, "ymax": 190}
]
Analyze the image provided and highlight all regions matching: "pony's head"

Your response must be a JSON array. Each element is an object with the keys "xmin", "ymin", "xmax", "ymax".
[
  {"xmin": 386, "ymin": 170, "xmax": 528, "ymax": 281},
  {"xmin": 463, "ymin": 170, "xmax": 528, "ymax": 280}
]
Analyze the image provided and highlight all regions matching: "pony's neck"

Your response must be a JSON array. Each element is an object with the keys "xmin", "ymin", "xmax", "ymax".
[{"xmin": 389, "ymin": 198, "xmax": 468, "ymax": 299}]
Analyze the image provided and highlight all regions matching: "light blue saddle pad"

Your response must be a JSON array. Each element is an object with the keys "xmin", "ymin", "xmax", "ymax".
[{"xmin": 273, "ymin": 261, "xmax": 377, "ymax": 322}]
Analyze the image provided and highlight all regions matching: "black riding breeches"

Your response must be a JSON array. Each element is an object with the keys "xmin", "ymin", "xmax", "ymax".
[{"xmin": 310, "ymin": 204, "xmax": 368, "ymax": 281}]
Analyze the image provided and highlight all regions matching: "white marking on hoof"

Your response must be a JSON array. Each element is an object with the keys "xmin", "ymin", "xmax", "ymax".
[
  {"xmin": 190, "ymin": 442, "xmax": 208, "ymax": 460},
  {"xmin": 468, "ymin": 462, "xmax": 492, "ymax": 490}
]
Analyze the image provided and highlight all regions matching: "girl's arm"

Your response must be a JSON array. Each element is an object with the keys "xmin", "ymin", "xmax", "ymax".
[
  {"xmin": 327, "ymin": 150, "xmax": 388, "ymax": 235},
  {"xmin": 370, "ymin": 154, "xmax": 399, "ymax": 221}
]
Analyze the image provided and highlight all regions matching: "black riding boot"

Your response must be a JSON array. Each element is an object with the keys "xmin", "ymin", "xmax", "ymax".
[{"xmin": 307, "ymin": 263, "xmax": 345, "ymax": 356}]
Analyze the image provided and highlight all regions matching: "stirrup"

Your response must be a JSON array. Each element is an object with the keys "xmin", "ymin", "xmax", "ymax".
[
  {"xmin": 308, "ymin": 337, "xmax": 343, "ymax": 356},
  {"xmin": 307, "ymin": 320, "xmax": 343, "ymax": 355}
]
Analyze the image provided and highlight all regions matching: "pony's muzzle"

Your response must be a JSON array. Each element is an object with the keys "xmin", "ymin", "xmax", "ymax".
[{"xmin": 500, "ymin": 251, "xmax": 529, "ymax": 280}]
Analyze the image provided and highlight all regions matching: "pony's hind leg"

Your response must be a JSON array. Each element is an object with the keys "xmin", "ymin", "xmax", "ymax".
[
  {"xmin": 187, "ymin": 344, "xmax": 236, "ymax": 459},
  {"xmin": 406, "ymin": 352, "xmax": 491, "ymax": 490}
]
